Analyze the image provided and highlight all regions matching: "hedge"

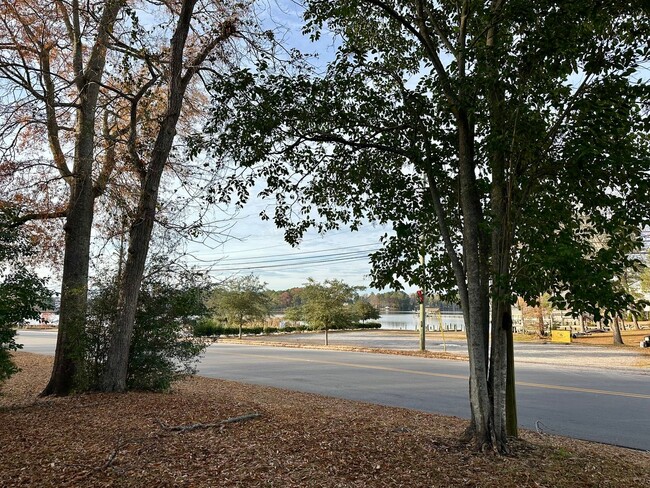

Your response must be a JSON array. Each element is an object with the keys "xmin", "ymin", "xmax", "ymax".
[{"xmin": 193, "ymin": 319, "xmax": 380, "ymax": 337}]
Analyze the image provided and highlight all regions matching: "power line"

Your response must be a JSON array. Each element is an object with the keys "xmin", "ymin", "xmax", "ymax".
[
  {"xmin": 192, "ymin": 229, "xmax": 370, "ymax": 256},
  {"xmin": 200, "ymin": 253, "xmax": 377, "ymax": 273},
  {"xmin": 185, "ymin": 242, "xmax": 379, "ymax": 261},
  {"xmin": 187, "ymin": 242, "xmax": 380, "ymax": 262},
  {"xmin": 186, "ymin": 247, "xmax": 379, "ymax": 267}
]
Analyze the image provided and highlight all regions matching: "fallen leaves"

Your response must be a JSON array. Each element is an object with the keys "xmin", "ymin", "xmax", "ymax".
[{"xmin": 1, "ymin": 352, "xmax": 649, "ymax": 487}]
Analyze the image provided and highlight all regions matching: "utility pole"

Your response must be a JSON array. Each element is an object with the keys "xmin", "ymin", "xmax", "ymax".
[
  {"xmin": 419, "ymin": 251, "xmax": 426, "ymax": 351},
  {"xmin": 418, "ymin": 172, "xmax": 427, "ymax": 352}
]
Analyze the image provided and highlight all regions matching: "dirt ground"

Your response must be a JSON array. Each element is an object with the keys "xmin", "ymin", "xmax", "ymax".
[
  {"xmin": 573, "ymin": 329, "xmax": 650, "ymax": 347},
  {"xmin": 1, "ymin": 352, "xmax": 649, "ymax": 487}
]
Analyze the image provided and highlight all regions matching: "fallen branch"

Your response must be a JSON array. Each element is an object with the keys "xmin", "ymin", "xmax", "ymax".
[
  {"xmin": 156, "ymin": 412, "xmax": 261, "ymax": 432},
  {"xmin": 65, "ymin": 437, "xmax": 135, "ymax": 480}
]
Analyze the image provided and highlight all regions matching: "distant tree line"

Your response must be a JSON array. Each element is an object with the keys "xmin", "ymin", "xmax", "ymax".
[
  {"xmin": 266, "ymin": 288, "xmax": 460, "ymax": 313},
  {"xmin": 197, "ymin": 276, "xmax": 382, "ymax": 345}
]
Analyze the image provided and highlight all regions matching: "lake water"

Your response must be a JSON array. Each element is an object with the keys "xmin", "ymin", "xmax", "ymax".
[{"xmin": 379, "ymin": 312, "xmax": 465, "ymax": 331}]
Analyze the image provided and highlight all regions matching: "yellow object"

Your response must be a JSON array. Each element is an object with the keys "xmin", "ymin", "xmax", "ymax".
[{"xmin": 551, "ymin": 330, "xmax": 572, "ymax": 343}]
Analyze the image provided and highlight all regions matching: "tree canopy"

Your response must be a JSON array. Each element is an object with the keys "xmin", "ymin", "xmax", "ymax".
[
  {"xmin": 298, "ymin": 279, "xmax": 361, "ymax": 345},
  {"xmin": 209, "ymin": 275, "xmax": 272, "ymax": 339},
  {"xmin": 195, "ymin": 0, "xmax": 650, "ymax": 451}
]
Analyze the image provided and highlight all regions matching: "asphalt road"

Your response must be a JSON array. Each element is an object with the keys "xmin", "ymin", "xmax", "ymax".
[{"xmin": 16, "ymin": 330, "xmax": 650, "ymax": 451}]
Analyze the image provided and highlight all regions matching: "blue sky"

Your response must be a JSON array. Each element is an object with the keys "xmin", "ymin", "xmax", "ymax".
[
  {"xmin": 179, "ymin": 1, "xmax": 401, "ymax": 292},
  {"xmin": 184, "ymin": 188, "xmax": 396, "ymax": 291}
]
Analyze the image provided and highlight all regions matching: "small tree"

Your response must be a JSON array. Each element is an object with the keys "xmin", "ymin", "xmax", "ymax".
[
  {"xmin": 283, "ymin": 306, "xmax": 304, "ymax": 326},
  {"xmin": 300, "ymin": 279, "xmax": 361, "ymax": 345},
  {"xmin": 210, "ymin": 275, "xmax": 271, "ymax": 339},
  {"xmin": 354, "ymin": 300, "xmax": 380, "ymax": 323}
]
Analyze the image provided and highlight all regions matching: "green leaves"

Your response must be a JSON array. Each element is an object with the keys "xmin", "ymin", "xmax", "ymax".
[
  {"xmin": 208, "ymin": 275, "xmax": 271, "ymax": 327},
  {"xmin": 298, "ymin": 278, "xmax": 362, "ymax": 330},
  {"xmin": 84, "ymin": 270, "xmax": 210, "ymax": 392},
  {"xmin": 0, "ymin": 208, "xmax": 53, "ymax": 383},
  {"xmin": 196, "ymin": 0, "xmax": 650, "ymax": 321}
]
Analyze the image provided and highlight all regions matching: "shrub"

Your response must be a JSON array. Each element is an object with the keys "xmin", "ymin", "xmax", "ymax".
[
  {"xmin": 1, "ymin": 270, "xmax": 52, "ymax": 383},
  {"xmin": 83, "ymin": 272, "xmax": 209, "ymax": 391},
  {"xmin": 356, "ymin": 322, "xmax": 381, "ymax": 329},
  {"xmin": 193, "ymin": 318, "xmax": 222, "ymax": 337},
  {"xmin": 1, "ymin": 208, "xmax": 53, "ymax": 385}
]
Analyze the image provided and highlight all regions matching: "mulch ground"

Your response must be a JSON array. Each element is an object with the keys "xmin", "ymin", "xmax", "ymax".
[{"xmin": 1, "ymin": 352, "xmax": 649, "ymax": 487}]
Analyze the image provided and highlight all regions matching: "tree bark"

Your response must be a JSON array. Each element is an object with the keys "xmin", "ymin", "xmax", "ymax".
[
  {"xmin": 488, "ymin": 163, "xmax": 516, "ymax": 446},
  {"xmin": 42, "ymin": 157, "xmax": 94, "ymax": 395},
  {"xmin": 537, "ymin": 304, "xmax": 545, "ymax": 337},
  {"xmin": 612, "ymin": 317, "xmax": 624, "ymax": 345},
  {"xmin": 42, "ymin": 0, "xmax": 126, "ymax": 395},
  {"xmin": 101, "ymin": 0, "xmax": 201, "ymax": 392},
  {"xmin": 484, "ymin": 3, "xmax": 517, "ymax": 446},
  {"xmin": 456, "ymin": 111, "xmax": 494, "ymax": 450}
]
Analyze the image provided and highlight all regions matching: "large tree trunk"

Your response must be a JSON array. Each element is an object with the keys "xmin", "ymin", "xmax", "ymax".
[
  {"xmin": 101, "ymin": 115, "xmax": 183, "ymax": 391},
  {"xmin": 456, "ymin": 113, "xmax": 494, "ymax": 450},
  {"xmin": 42, "ymin": 155, "xmax": 94, "ymax": 395},
  {"xmin": 42, "ymin": 0, "xmax": 126, "ymax": 395},
  {"xmin": 101, "ymin": 0, "xmax": 200, "ymax": 392}
]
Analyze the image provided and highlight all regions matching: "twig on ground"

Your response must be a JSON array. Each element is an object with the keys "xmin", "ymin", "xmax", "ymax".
[{"xmin": 156, "ymin": 412, "xmax": 261, "ymax": 432}]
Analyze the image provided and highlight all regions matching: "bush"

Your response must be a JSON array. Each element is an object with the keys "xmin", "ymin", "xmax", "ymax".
[
  {"xmin": 0, "ymin": 327, "xmax": 20, "ymax": 383},
  {"xmin": 191, "ymin": 319, "xmax": 378, "ymax": 337},
  {"xmin": 1, "ymin": 208, "xmax": 53, "ymax": 385},
  {"xmin": 356, "ymin": 322, "xmax": 382, "ymax": 330},
  {"xmin": 193, "ymin": 318, "xmax": 221, "ymax": 337},
  {"xmin": 83, "ymin": 272, "xmax": 209, "ymax": 391}
]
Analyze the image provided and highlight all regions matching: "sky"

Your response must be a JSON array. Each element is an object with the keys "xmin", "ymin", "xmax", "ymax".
[
  {"xmin": 182, "ymin": 190, "xmax": 398, "ymax": 292},
  {"xmin": 176, "ymin": 1, "xmax": 402, "ymax": 293}
]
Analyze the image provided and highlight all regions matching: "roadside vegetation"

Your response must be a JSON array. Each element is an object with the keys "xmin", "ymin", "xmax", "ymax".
[{"xmin": 199, "ymin": 277, "xmax": 381, "ymax": 342}]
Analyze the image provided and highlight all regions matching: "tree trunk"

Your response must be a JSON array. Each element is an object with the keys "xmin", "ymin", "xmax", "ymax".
[
  {"xmin": 42, "ymin": 0, "xmax": 126, "ymax": 395},
  {"xmin": 505, "ymin": 315, "xmax": 517, "ymax": 437},
  {"xmin": 42, "ymin": 163, "xmax": 94, "ymax": 395},
  {"xmin": 325, "ymin": 326, "xmax": 329, "ymax": 346},
  {"xmin": 101, "ymin": 0, "xmax": 201, "ymax": 392},
  {"xmin": 633, "ymin": 313, "xmax": 640, "ymax": 330},
  {"xmin": 488, "ymin": 177, "xmax": 516, "ymax": 445},
  {"xmin": 101, "ymin": 115, "xmax": 181, "ymax": 391},
  {"xmin": 487, "ymin": 129, "xmax": 516, "ymax": 446},
  {"xmin": 537, "ymin": 304, "xmax": 545, "ymax": 337},
  {"xmin": 484, "ymin": 14, "xmax": 517, "ymax": 444},
  {"xmin": 456, "ymin": 112, "xmax": 494, "ymax": 450},
  {"xmin": 612, "ymin": 317, "xmax": 624, "ymax": 345}
]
